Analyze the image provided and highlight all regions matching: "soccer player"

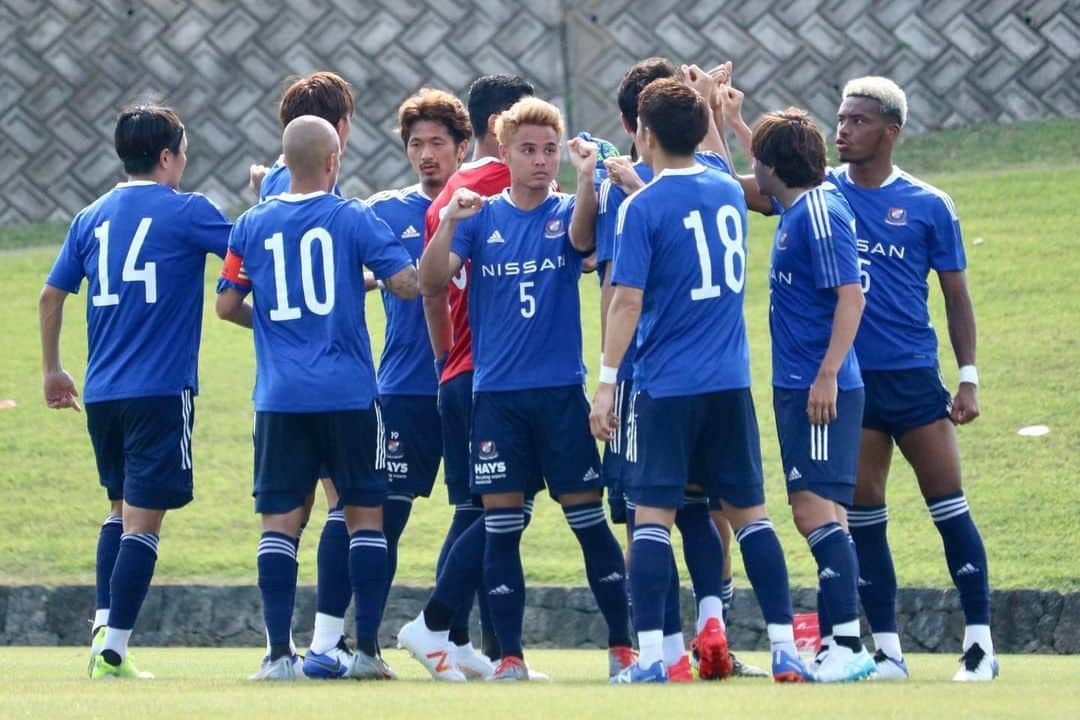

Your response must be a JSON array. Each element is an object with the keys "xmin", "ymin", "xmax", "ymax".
[
  {"xmin": 832, "ymin": 77, "xmax": 995, "ymax": 682},
  {"xmin": 40, "ymin": 104, "xmax": 231, "ymax": 678},
  {"xmin": 363, "ymin": 88, "xmax": 493, "ymax": 676},
  {"xmin": 216, "ymin": 115, "xmax": 418, "ymax": 681},
  {"xmin": 751, "ymin": 108, "xmax": 874, "ymax": 682},
  {"xmin": 591, "ymin": 79, "xmax": 812, "ymax": 684},
  {"xmin": 401, "ymin": 97, "xmax": 631, "ymax": 682}
]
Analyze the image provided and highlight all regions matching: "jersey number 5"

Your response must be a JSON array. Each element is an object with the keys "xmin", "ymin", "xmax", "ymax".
[
  {"xmin": 91, "ymin": 218, "xmax": 156, "ymax": 307},
  {"xmin": 265, "ymin": 228, "xmax": 336, "ymax": 321},
  {"xmin": 682, "ymin": 207, "xmax": 745, "ymax": 300}
]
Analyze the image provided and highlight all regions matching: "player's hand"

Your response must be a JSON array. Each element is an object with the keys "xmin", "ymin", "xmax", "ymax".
[
  {"xmin": 44, "ymin": 369, "xmax": 81, "ymax": 412},
  {"xmin": 682, "ymin": 63, "xmax": 715, "ymax": 106},
  {"xmin": 249, "ymin": 163, "xmax": 269, "ymax": 196},
  {"xmin": 717, "ymin": 84, "xmax": 745, "ymax": 123},
  {"xmin": 707, "ymin": 61, "xmax": 733, "ymax": 88},
  {"xmin": 567, "ymin": 137, "xmax": 599, "ymax": 177},
  {"xmin": 807, "ymin": 371, "xmax": 838, "ymax": 426},
  {"xmin": 951, "ymin": 383, "xmax": 980, "ymax": 425},
  {"xmin": 446, "ymin": 188, "xmax": 483, "ymax": 221},
  {"xmin": 590, "ymin": 383, "xmax": 618, "ymax": 442},
  {"xmin": 604, "ymin": 157, "xmax": 645, "ymax": 193}
]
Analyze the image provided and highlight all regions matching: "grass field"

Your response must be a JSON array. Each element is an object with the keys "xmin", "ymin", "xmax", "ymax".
[
  {"xmin": 1, "ymin": 119, "xmax": 1078, "ymax": 590},
  {"xmin": 2, "ymin": 649, "xmax": 1079, "ymax": 719}
]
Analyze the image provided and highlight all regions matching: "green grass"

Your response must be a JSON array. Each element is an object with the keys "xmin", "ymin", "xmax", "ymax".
[
  {"xmin": 1, "ymin": 119, "xmax": 1079, "ymax": 589},
  {"xmin": 2, "ymin": 649, "xmax": 1078, "ymax": 719}
]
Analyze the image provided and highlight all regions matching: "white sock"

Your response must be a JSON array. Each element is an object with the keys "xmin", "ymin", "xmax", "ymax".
[
  {"xmin": 832, "ymin": 619, "xmax": 860, "ymax": 641},
  {"xmin": 820, "ymin": 634, "xmax": 834, "ymax": 650},
  {"xmin": 310, "ymin": 612, "xmax": 345, "ymax": 655},
  {"xmin": 873, "ymin": 631, "xmax": 902, "ymax": 660},
  {"xmin": 93, "ymin": 609, "xmax": 109, "ymax": 631},
  {"xmin": 637, "ymin": 629, "xmax": 664, "ymax": 668},
  {"xmin": 420, "ymin": 611, "xmax": 450, "ymax": 640},
  {"xmin": 696, "ymin": 596, "xmax": 725, "ymax": 633},
  {"xmin": 102, "ymin": 627, "xmax": 132, "ymax": 661},
  {"xmin": 963, "ymin": 624, "xmax": 993, "ymax": 656},
  {"xmin": 767, "ymin": 623, "xmax": 797, "ymax": 656},
  {"xmin": 662, "ymin": 632, "xmax": 685, "ymax": 666}
]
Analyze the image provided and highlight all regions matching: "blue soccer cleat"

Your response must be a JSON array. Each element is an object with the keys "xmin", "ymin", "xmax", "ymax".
[
  {"xmin": 771, "ymin": 647, "xmax": 814, "ymax": 683},
  {"xmin": 610, "ymin": 659, "xmax": 668, "ymax": 684}
]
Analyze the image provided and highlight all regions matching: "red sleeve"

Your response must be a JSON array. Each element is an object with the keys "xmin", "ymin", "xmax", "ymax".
[{"xmin": 220, "ymin": 248, "xmax": 251, "ymax": 288}]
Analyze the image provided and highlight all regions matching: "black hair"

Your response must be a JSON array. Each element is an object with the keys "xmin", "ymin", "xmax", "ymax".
[
  {"xmin": 114, "ymin": 104, "xmax": 185, "ymax": 175},
  {"xmin": 466, "ymin": 74, "xmax": 534, "ymax": 139}
]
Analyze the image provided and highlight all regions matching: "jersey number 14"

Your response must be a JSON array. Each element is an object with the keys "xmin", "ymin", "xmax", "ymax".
[
  {"xmin": 682, "ymin": 207, "xmax": 745, "ymax": 300},
  {"xmin": 91, "ymin": 218, "xmax": 156, "ymax": 307}
]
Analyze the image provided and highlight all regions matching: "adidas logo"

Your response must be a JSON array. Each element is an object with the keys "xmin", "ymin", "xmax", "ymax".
[
  {"xmin": 486, "ymin": 229, "xmax": 505, "ymax": 244},
  {"xmin": 598, "ymin": 572, "xmax": 624, "ymax": 583},
  {"xmin": 582, "ymin": 467, "xmax": 600, "ymax": 482},
  {"xmin": 956, "ymin": 563, "xmax": 981, "ymax": 576},
  {"xmin": 818, "ymin": 567, "xmax": 840, "ymax": 580},
  {"xmin": 488, "ymin": 584, "xmax": 514, "ymax": 595},
  {"xmin": 788, "ymin": 467, "xmax": 802, "ymax": 482},
  {"xmin": 858, "ymin": 576, "xmax": 871, "ymax": 587},
  {"xmin": 401, "ymin": 225, "xmax": 420, "ymax": 239}
]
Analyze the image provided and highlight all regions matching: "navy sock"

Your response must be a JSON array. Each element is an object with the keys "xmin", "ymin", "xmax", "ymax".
[
  {"xmin": 257, "ymin": 531, "xmax": 297, "ymax": 659},
  {"xmin": 95, "ymin": 514, "xmax": 123, "ymax": 620},
  {"xmin": 928, "ymin": 492, "xmax": 990, "ymax": 625},
  {"xmin": 349, "ymin": 530, "xmax": 388, "ymax": 656},
  {"xmin": 427, "ymin": 514, "xmax": 485, "ymax": 630},
  {"xmin": 316, "ymin": 508, "xmax": 351, "ymax": 618},
  {"xmin": 675, "ymin": 500, "xmax": 724, "ymax": 604},
  {"xmin": 564, "ymin": 502, "xmax": 631, "ymax": 647},
  {"xmin": 817, "ymin": 584, "xmax": 833, "ymax": 640},
  {"xmin": 848, "ymin": 504, "xmax": 897, "ymax": 632},
  {"xmin": 734, "ymin": 519, "xmax": 793, "ymax": 626},
  {"xmin": 630, "ymin": 524, "xmax": 672, "ymax": 634},
  {"xmin": 807, "ymin": 523, "xmax": 860, "ymax": 631},
  {"xmin": 437, "ymin": 504, "xmax": 483, "ymax": 646},
  {"xmin": 108, "ymin": 532, "xmax": 159, "ymax": 632},
  {"xmin": 720, "ymin": 577, "xmax": 734, "ymax": 627},
  {"xmin": 382, "ymin": 494, "xmax": 415, "ymax": 614},
  {"xmin": 662, "ymin": 552, "xmax": 682, "ymax": 635},
  {"xmin": 482, "ymin": 509, "xmax": 526, "ymax": 658}
]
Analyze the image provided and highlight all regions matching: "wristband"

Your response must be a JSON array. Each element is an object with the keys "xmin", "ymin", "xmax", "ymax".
[
  {"xmin": 434, "ymin": 353, "xmax": 448, "ymax": 379},
  {"xmin": 958, "ymin": 365, "xmax": 979, "ymax": 386},
  {"xmin": 376, "ymin": 279, "xmax": 385, "ymax": 290},
  {"xmin": 598, "ymin": 365, "xmax": 618, "ymax": 385}
]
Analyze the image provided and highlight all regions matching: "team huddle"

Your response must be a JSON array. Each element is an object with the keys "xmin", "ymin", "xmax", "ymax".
[{"xmin": 39, "ymin": 55, "xmax": 996, "ymax": 686}]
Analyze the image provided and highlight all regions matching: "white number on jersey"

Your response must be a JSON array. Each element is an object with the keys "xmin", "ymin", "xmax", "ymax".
[
  {"xmin": 858, "ymin": 258, "xmax": 871, "ymax": 293},
  {"xmin": 683, "ymin": 206, "xmax": 745, "ymax": 300},
  {"xmin": 91, "ymin": 218, "xmax": 157, "ymax": 307},
  {"xmin": 518, "ymin": 280, "xmax": 536, "ymax": 318},
  {"xmin": 265, "ymin": 227, "xmax": 336, "ymax": 322}
]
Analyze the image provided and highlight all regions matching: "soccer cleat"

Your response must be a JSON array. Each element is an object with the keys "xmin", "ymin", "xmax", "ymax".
[
  {"xmin": 524, "ymin": 662, "xmax": 550, "ymax": 681},
  {"xmin": 871, "ymin": 649, "xmax": 909, "ymax": 681},
  {"xmin": 90, "ymin": 652, "xmax": 154, "ymax": 680},
  {"xmin": 488, "ymin": 656, "xmax": 530, "ymax": 682},
  {"xmin": 952, "ymin": 643, "xmax": 999, "ymax": 682},
  {"xmin": 814, "ymin": 645, "xmax": 876, "ymax": 683},
  {"xmin": 303, "ymin": 641, "xmax": 353, "ymax": 679},
  {"xmin": 729, "ymin": 652, "xmax": 770, "ymax": 678},
  {"xmin": 811, "ymin": 645, "xmax": 829, "ymax": 671},
  {"xmin": 396, "ymin": 615, "xmax": 466, "ymax": 682},
  {"xmin": 348, "ymin": 650, "xmax": 397, "ymax": 680},
  {"xmin": 691, "ymin": 618, "xmax": 734, "ymax": 680},
  {"xmin": 610, "ymin": 659, "xmax": 668, "ymax": 684},
  {"xmin": 249, "ymin": 654, "xmax": 299, "ymax": 681},
  {"xmin": 87, "ymin": 626, "xmax": 106, "ymax": 678},
  {"xmin": 667, "ymin": 655, "xmax": 694, "ymax": 682},
  {"xmin": 771, "ymin": 647, "xmax": 814, "ymax": 683},
  {"xmin": 451, "ymin": 643, "xmax": 495, "ymax": 680},
  {"xmin": 608, "ymin": 645, "xmax": 638, "ymax": 678}
]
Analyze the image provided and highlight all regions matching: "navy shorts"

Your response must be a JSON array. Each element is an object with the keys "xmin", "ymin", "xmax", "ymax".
[
  {"xmin": 624, "ymin": 388, "xmax": 765, "ymax": 510},
  {"xmin": 85, "ymin": 389, "xmax": 196, "ymax": 510},
  {"xmin": 381, "ymin": 394, "xmax": 442, "ymax": 498},
  {"xmin": 862, "ymin": 366, "xmax": 951, "ymax": 439},
  {"xmin": 601, "ymin": 379, "xmax": 634, "ymax": 524},
  {"xmin": 773, "ymin": 387, "xmax": 865, "ymax": 505},
  {"xmin": 438, "ymin": 371, "xmax": 475, "ymax": 506},
  {"xmin": 253, "ymin": 407, "xmax": 388, "ymax": 514},
  {"xmin": 470, "ymin": 385, "xmax": 603, "ymax": 500}
]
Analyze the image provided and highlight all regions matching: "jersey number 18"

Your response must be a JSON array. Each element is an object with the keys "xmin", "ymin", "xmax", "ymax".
[{"xmin": 682, "ymin": 206, "xmax": 745, "ymax": 300}]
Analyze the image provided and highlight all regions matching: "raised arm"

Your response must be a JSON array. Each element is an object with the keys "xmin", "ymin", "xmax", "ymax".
[
  {"xmin": 418, "ymin": 188, "xmax": 478, "ymax": 296},
  {"xmin": 939, "ymin": 269, "xmax": 979, "ymax": 424},
  {"xmin": 567, "ymin": 137, "xmax": 598, "ymax": 253},
  {"xmin": 39, "ymin": 284, "xmax": 81, "ymax": 411}
]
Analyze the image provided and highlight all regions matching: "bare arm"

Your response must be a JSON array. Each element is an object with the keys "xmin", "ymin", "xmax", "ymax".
[
  {"xmin": 567, "ymin": 137, "xmax": 598, "ymax": 253},
  {"xmin": 589, "ymin": 285, "xmax": 643, "ymax": 441},
  {"xmin": 39, "ymin": 284, "xmax": 81, "ymax": 411},
  {"xmin": 807, "ymin": 283, "xmax": 865, "ymax": 425},
  {"xmin": 215, "ymin": 287, "xmax": 253, "ymax": 328},
  {"xmin": 423, "ymin": 290, "xmax": 453, "ymax": 362},
  {"xmin": 383, "ymin": 264, "xmax": 419, "ymax": 300},
  {"xmin": 418, "ymin": 189, "xmax": 477, "ymax": 297},
  {"xmin": 939, "ymin": 269, "xmax": 980, "ymax": 424}
]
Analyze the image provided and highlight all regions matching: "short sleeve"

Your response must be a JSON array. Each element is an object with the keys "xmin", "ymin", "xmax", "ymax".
[
  {"xmin": 46, "ymin": 220, "xmax": 86, "ymax": 293},
  {"xmin": 610, "ymin": 197, "xmax": 651, "ymax": 290},
  {"xmin": 695, "ymin": 150, "xmax": 732, "ymax": 176},
  {"xmin": 449, "ymin": 212, "xmax": 480, "ymax": 263},
  {"xmin": 357, "ymin": 203, "xmax": 413, "ymax": 279},
  {"xmin": 217, "ymin": 217, "xmax": 251, "ymax": 295},
  {"xmin": 807, "ymin": 190, "xmax": 861, "ymax": 290},
  {"xmin": 928, "ymin": 193, "xmax": 966, "ymax": 272},
  {"xmin": 595, "ymin": 179, "xmax": 622, "ymax": 265},
  {"xmin": 186, "ymin": 194, "xmax": 232, "ymax": 258}
]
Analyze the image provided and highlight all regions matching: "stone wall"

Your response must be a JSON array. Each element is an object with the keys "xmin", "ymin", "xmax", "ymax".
[
  {"xmin": 3, "ymin": 584, "xmax": 1077, "ymax": 653},
  {"xmin": 2, "ymin": 0, "xmax": 1078, "ymax": 224}
]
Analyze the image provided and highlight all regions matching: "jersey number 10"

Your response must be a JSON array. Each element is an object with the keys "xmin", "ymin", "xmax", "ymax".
[
  {"xmin": 265, "ymin": 228, "xmax": 336, "ymax": 321},
  {"xmin": 682, "ymin": 207, "xmax": 745, "ymax": 300}
]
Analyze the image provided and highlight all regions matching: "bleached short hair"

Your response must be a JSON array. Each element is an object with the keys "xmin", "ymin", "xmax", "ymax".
[{"xmin": 842, "ymin": 76, "xmax": 907, "ymax": 127}]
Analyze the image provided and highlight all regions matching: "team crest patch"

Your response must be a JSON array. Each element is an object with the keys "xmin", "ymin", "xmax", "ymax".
[
  {"xmin": 387, "ymin": 438, "xmax": 404, "ymax": 459},
  {"xmin": 544, "ymin": 218, "xmax": 565, "ymax": 238},
  {"xmin": 885, "ymin": 207, "xmax": 907, "ymax": 225},
  {"xmin": 479, "ymin": 440, "xmax": 498, "ymax": 460},
  {"xmin": 776, "ymin": 231, "xmax": 789, "ymax": 250}
]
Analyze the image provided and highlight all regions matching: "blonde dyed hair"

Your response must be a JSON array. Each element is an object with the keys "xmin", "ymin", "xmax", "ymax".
[
  {"xmin": 495, "ymin": 97, "xmax": 564, "ymax": 145},
  {"xmin": 842, "ymin": 76, "xmax": 908, "ymax": 127}
]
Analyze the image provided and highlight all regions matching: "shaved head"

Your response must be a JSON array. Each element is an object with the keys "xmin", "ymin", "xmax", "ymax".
[{"xmin": 283, "ymin": 115, "xmax": 340, "ymax": 183}]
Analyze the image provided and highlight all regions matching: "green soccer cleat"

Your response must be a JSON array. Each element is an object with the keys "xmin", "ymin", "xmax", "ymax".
[
  {"xmin": 90, "ymin": 652, "xmax": 154, "ymax": 679},
  {"xmin": 87, "ymin": 626, "xmax": 106, "ymax": 678}
]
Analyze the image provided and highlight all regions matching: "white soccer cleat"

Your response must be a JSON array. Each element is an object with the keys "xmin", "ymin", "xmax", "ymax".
[
  {"xmin": 397, "ymin": 615, "xmax": 467, "ymax": 682},
  {"xmin": 952, "ymin": 643, "xmax": 999, "ymax": 682},
  {"xmin": 871, "ymin": 650, "xmax": 909, "ymax": 681},
  {"xmin": 524, "ymin": 662, "xmax": 550, "ymax": 681},
  {"xmin": 813, "ymin": 644, "xmax": 876, "ymax": 683},
  {"xmin": 249, "ymin": 654, "xmax": 299, "ymax": 681},
  {"xmin": 451, "ymin": 643, "xmax": 495, "ymax": 679},
  {"xmin": 348, "ymin": 650, "xmax": 397, "ymax": 680}
]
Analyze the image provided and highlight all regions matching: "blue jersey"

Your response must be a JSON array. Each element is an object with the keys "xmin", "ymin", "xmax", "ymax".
[
  {"xmin": 450, "ymin": 190, "xmax": 586, "ymax": 392},
  {"xmin": 612, "ymin": 163, "xmax": 750, "ymax": 398},
  {"xmin": 365, "ymin": 185, "xmax": 437, "ymax": 397},
  {"xmin": 219, "ymin": 191, "xmax": 413, "ymax": 412},
  {"xmin": 597, "ymin": 152, "xmax": 732, "ymax": 382},
  {"xmin": 828, "ymin": 166, "xmax": 965, "ymax": 371},
  {"xmin": 260, "ymin": 160, "xmax": 341, "ymax": 201},
  {"xmin": 46, "ymin": 181, "xmax": 230, "ymax": 403},
  {"xmin": 769, "ymin": 184, "xmax": 863, "ymax": 390}
]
